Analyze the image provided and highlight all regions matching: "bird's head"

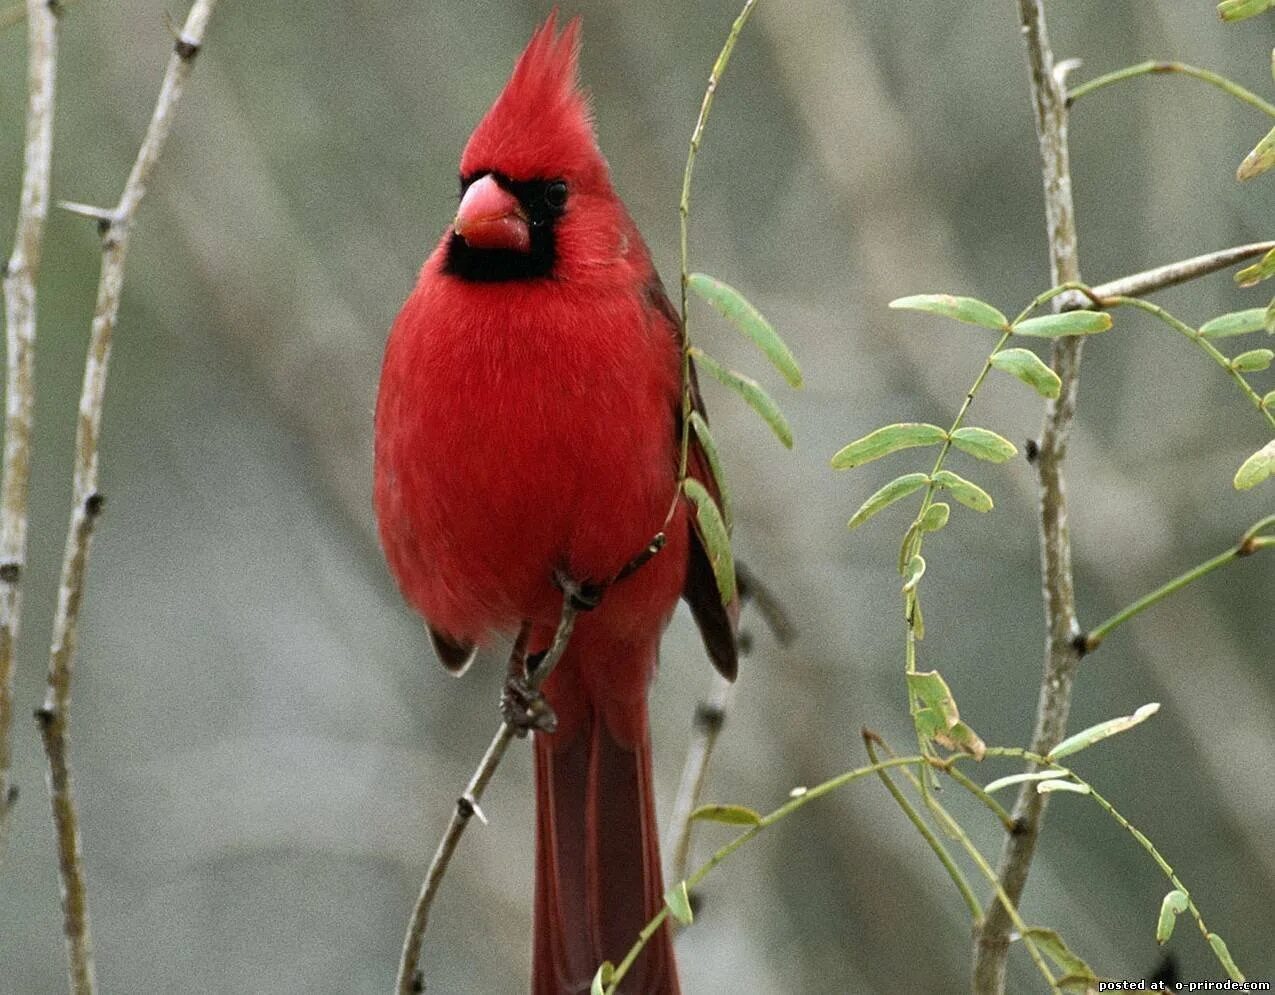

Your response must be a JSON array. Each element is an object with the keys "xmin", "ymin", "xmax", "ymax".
[{"xmin": 444, "ymin": 12, "xmax": 620, "ymax": 283}]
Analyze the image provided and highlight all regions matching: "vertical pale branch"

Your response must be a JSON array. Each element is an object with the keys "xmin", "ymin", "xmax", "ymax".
[
  {"xmin": 972, "ymin": 2, "xmax": 1085, "ymax": 991},
  {"xmin": 0, "ymin": 0, "xmax": 57, "ymax": 856},
  {"xmin": 37, "ymin": 3, "xmax": 218, "ymax": 991}
]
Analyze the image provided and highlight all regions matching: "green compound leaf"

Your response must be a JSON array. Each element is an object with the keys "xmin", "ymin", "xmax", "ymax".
[
  {"xmin": 889, "ymin": 294, "xmax": 1008, "ymax": 330},
  {"xmin": 1234, "ymin": 440, "xmax": 1275, "ymax": 489},
  {"xmin": 949, "ymin": 427, "xmax": 1018, "ymax": 463},
  {"xmin": 1238, "ymin": 123, "xmax": 1275, "ymax": 181},
  {"xmin": 907, "ymin": 670, "xmax": 986, "ymax": 758},
  {"xmin": 1235, "ymin": 246, "xmax": 1275, "ymax": 287},
  {"xmin": 1047, "ymin": 702, "xmax": 1161, "ymax": 760},
  {"xmin": 664, "ymin": 881, "xmax": 693, "ymax": 926},
  {"xmin": 1208, "ymin": 933, "xmax": 1245, "ymax": 982},
  {"xmin": 689, "ymin": 803, "xmax": 763, "ymax": 827},
  {"xmin": 1218, "ymin": 0, "xmax": 1275, "ymax": 21},
  {"xmin": 1013, "ymin": 310, "xmax": 1112, "ymax": 338},
  {"xmin": 1036, "ymin": 779, "xmax": 1091, "ymax": 795},
  {"xmin": 831, "ymin": 422, "xmax": 947, "ymax": 469},
  {"xmin": 691, "ymin": 347, "xmax": 793, "ymax": 448},
  {"xmin": 688, "ymin": 410, "xmax": 733, "ymax": 533},
  {"xmin": 1157, "ymin": 890, "xmax": 1190, "ymax": 945},
  {"xmin": 1022, "ymin": 927, "xmax": 1099, "ymax": 985},
  {"xmin": 689, "ymin": 273, "xmax": 803, "ymax": 387},
  {"xmin": 591, "ymin": 962, "xmax": 614, "ymax": 995},
  {"xmin": 1231, "ymin": 348, "xmax": 1274, "ymax": 372},
  {"xmin": 682, "ymin": 478, "xmax": 736, "ymax": 604},
  {"xmin": 990, "ymin": 347, "xmax": 1062, "ymax": 399},
  {"xmin": 847, "ymin": 472, "xmax": 930, "ymax": 529},
  {"xmin": 1200, "ymin": 308, "xmax": 1269, "ymax": 338},
  {"xmin": 920, "ymin": 501, "xmax": 951, "ymax": 533},
  {"xmin": 902, "ymin": 554, "xmax": 926, "ymax": 593},
  {"xmin": 898, "ymin": 522, "xmax": 922, "ymax": 575},
  {"xmin": 931, "ymin": 469, "xmax": 993, "ymax": 512},
  {"xmin": 984, "ymin": 769, "xmax": 1068, "ymax": 794}
]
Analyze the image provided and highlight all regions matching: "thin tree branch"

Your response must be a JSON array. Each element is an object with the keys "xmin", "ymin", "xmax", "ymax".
[
  {"xmin": 973, "ymin": 3, "xmax": 1085, "ymax": 991},
  {"xmin": 37, "ymin": 4, "xmax": 218, "ymax": 991},
  {"xmin": 396, "ymin": 599, "xmax": 579, "ymax": 995},
  {"xmin": 1081, "ymin": 514, "xmax": 1275, "ymax": 654},
  {"xmin": 1089, "ymin": 242, "xmax": 1275, "ymax": 301},
  {"xmin": 0, "ymin": 0, "xmax": 57, "ymax": 858},
  {"xmin": 863, "ymin": 731, "xmax": 983, "ymax": 926}
]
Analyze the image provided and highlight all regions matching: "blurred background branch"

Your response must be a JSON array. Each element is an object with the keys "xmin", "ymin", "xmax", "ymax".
[
  {"xmin": 0, "ymin": 0, "xmax": 56, "ymax": 858},
  {"xmin": 36, "ymin": 2, "xmax": 218, "ymax": 991}
]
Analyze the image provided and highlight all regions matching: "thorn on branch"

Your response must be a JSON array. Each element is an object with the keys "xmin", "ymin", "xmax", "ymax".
[
  {"xmin": 1024, "ymin": 439, "xmax": 1040, "ymax": 464},
  {"xmin": 455, "ymin": 795, "xmax": 474, "ymax": 820},
  {"xmin": 83, "ymin": 491, "xmax": 105, "ymax": 518},
  {"xmin": 33, "ymin": 705, "xmax": 55, "ymax": 729},
  {"xmin": 693, "ymin": 701, "xmax": 725, "ymax": 734},
  {"xmin": 0, "ymin": 561, "xmax": 20, "ymax": 583},
  {"xmin": 174, "ymin": 36, "xmax": 200, "ymax": 61},
  {"xmin": 614, "ymin": 532, "xmax": 666, "ymax": 583},
  {"xmin": 59, "ymin": 200, "xmax": 115, "ymax": 231}
]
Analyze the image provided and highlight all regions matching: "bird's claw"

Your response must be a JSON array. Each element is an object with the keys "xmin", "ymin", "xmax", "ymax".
[
  {"xmin": 501, "ymin": 674, "xmax": 558, "ymax": 737},
  {"xmin": 553, "ymin": 569, "xmax": 604, "ymax": 612}
]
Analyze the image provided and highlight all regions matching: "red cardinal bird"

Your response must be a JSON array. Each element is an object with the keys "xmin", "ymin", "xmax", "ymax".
[{"xmin": 374, "ymin": 14, "xmax": 736, "ymax": 994}]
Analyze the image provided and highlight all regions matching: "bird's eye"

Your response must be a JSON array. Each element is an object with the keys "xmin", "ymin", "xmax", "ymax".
[{"xmin": 544, "ymin": 181, "xmax": 568, "ymax": 210}]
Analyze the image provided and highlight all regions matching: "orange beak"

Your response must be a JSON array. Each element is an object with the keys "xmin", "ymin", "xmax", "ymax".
[{"xmin": 453, "ymin": 174, "xmax": 531, "ymax": 253}]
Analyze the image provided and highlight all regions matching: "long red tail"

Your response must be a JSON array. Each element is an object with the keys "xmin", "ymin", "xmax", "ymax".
[{"xmin": 532, "ymin": 646, "xmax": 680, "ymax": 995}]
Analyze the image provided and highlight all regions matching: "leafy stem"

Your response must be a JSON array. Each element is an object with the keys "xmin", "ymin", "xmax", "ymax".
[
  {"xmin": 601, "ymin": 755, "xmax": 928, "ymax": 994},
  {"xmin": 1067, "ymin": 60, "xmax": 1275, "ymax": 118},
  {"xmin": 975, "ymin": 748, "xmax": 1245, "ymax": 980},
  {"xmin": 672, "ymin": 0, "xmax": 759, "ymax": 505},
  {"xmin": 1104, "ymin": 295, "xmax": 1275, "ymax": 430},
  {"xmin": 1081, "ymin": 514, "xmax": 1275, "ymax": 652}
]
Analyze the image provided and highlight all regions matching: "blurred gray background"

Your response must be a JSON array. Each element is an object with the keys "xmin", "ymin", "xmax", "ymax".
[{"xmin": 1, "ymin": 2, "xmax": 1273, "ymax": 992}]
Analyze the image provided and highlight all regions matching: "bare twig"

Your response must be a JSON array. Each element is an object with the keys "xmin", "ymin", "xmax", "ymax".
[
  {"xmin": 972, "ymin": 3, "xmax": 1085, "ymax": 991},
  {"xmin": 1089, "ymin": 242, "xmax": 1275, "ymax": 301},
  {"xmin": 38, "ymin": 4, "xmax": 218, "ymax": 991},
  {"xmin": 396, "ymin": 599, "xmax": 579, "ymax": 995},
  {"xmin": 0, "ymin": 0, "xmax": 57, "ymax": 858}
]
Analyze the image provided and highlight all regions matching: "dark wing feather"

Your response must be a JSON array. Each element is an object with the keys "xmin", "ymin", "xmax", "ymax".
[{"xmin": 429, "ymin": 625, "xmax": 477, "ymax": 675}]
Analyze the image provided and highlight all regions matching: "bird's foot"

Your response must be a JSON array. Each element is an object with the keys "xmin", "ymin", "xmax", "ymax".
[{"xmin": 501, "ymin": 673, "xmax": 558, "ymax": 737}]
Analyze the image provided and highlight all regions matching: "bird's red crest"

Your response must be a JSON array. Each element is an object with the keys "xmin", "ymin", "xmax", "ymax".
[{"xmin": 461, "ymin": 12, "xmax": 605, "ymax": 186}]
